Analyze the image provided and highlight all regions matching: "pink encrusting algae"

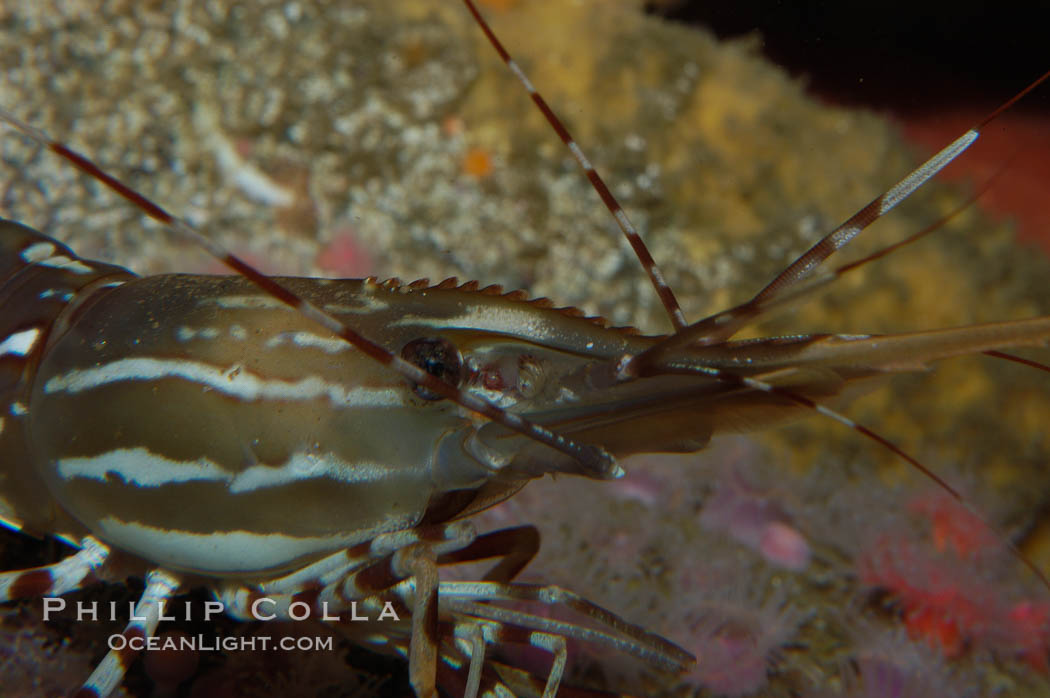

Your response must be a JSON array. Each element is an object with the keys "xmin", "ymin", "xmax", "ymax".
[
  {"xmin": 820, "ymin": 623, "xmax": 977, "ymax": 698},
  {"xmin": 1006, "ymin": 600, "xmax": 1050, "ymax": 673},
  {"xmin": 315, "ymin": 227, "xmax": 375, "ymax": 278},
  {"xmin": 856, "ymin": 487, "xmax": 1050, "ymax": 669},
  {"xmin": 2, "ymin": 1, "xmax": 1050, "ymax": 695},
  {"xmin": 859, "ymin": 535, "xmax": 999, "ymax": 656},
  {"xmin": 907, "ymin": 491, "xmax": 998, "ymax": 557},
  {"xmin": 678, "ymin": 588, "xmax": 808, "ymax": 696},
  {"xmin": 698, "ymin": 462, "xmax": 813, "ymax": 571},
  {"xmin": 471, "ymin": 431, "xmax": 1050, "ymax": 695},
  {"xmin": 467, "ymin": 439, "xmax": 814, "ymax": 694}
]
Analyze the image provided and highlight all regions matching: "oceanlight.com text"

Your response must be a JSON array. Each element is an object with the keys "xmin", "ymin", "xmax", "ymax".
[{"xmin": 107, "ymin": 633, "xmax": 336, "ymax": 653}]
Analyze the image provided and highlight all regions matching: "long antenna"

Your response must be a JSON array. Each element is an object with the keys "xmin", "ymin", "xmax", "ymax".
[
  {"xmin": 622, "ymin": 68, "xmax": 1050, "ymax": 376},
  {"xmin": 461, "ymin": 0, "xmax": 688, "ymax": 332}
]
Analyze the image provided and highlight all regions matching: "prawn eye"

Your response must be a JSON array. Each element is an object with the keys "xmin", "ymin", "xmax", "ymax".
[{"xmin": 400, "ymin": 337, "xmax": 463, "ymax": 401}]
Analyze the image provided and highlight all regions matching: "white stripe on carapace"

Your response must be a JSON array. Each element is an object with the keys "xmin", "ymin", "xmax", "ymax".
[
  {"xmin": 43, "ymin": 357, "xmax": 404, "ymax": 408},
  {"xmin": 57, "ymin": 446, "xmax": 401, "ymax": 491},
  {"xmin": 200, "ymin": 294, "xmax": 289, "ymax": 310},
  {"xmin": 177, "ymin": 324, "xmax": 352, "ymax": 353},
  {"xmin": 36, "ymin": 255, "xmax": 95, "ymax": 274},
  {"xmin": 96, "ymin": 517, "xmax": 386, "ymax": 573},
  {"xmin": 175, "ymin": 325, "xmax": 222, "ymax": 342},
  {"xmin": 58, "ymin": 447, "xmax": 226, "ymax": 487},
  {"xmin": 232, "ymin": 451, "xmax": 400, "ymax": 492},
  {"xmin": 264, "ymin": 331, "xmax": 354, "ymax": 353},
  {"xmin": 38, "ymin": 288, "xmax": 74, "ymax": 301},
  {"xmin": 322, "ymin": 295, "xmax": 391, "ymax": 315},
  {"xmin": 0, "ymin": 327, "xmax": 40, "ymax": 357},
  {"xmin": 176, "ymin": 324, "xmax": 250, "ymax": 342},
  {"xmin": 20, "ymin": 241, "xmax": 56, "ymax": 263},
  {"xmin": 392, "ymin": 306, "xmax": 551, "ymax": 340}
]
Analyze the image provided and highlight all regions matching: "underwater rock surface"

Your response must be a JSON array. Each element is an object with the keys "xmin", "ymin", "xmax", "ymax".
[{"xmin": 1, "ymin": 0, "xmax": 1049, "ymax": 695}]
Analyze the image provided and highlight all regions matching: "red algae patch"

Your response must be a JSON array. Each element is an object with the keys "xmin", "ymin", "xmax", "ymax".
[{"xmin": 857, "ymin": 490, "xmax": 1050, "ymax": 666}]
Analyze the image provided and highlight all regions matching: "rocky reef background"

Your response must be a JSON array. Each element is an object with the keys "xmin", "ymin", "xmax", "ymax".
[{"xmin": 1, "ymin": 0, "xmax": 1049, "ymax": 695}]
